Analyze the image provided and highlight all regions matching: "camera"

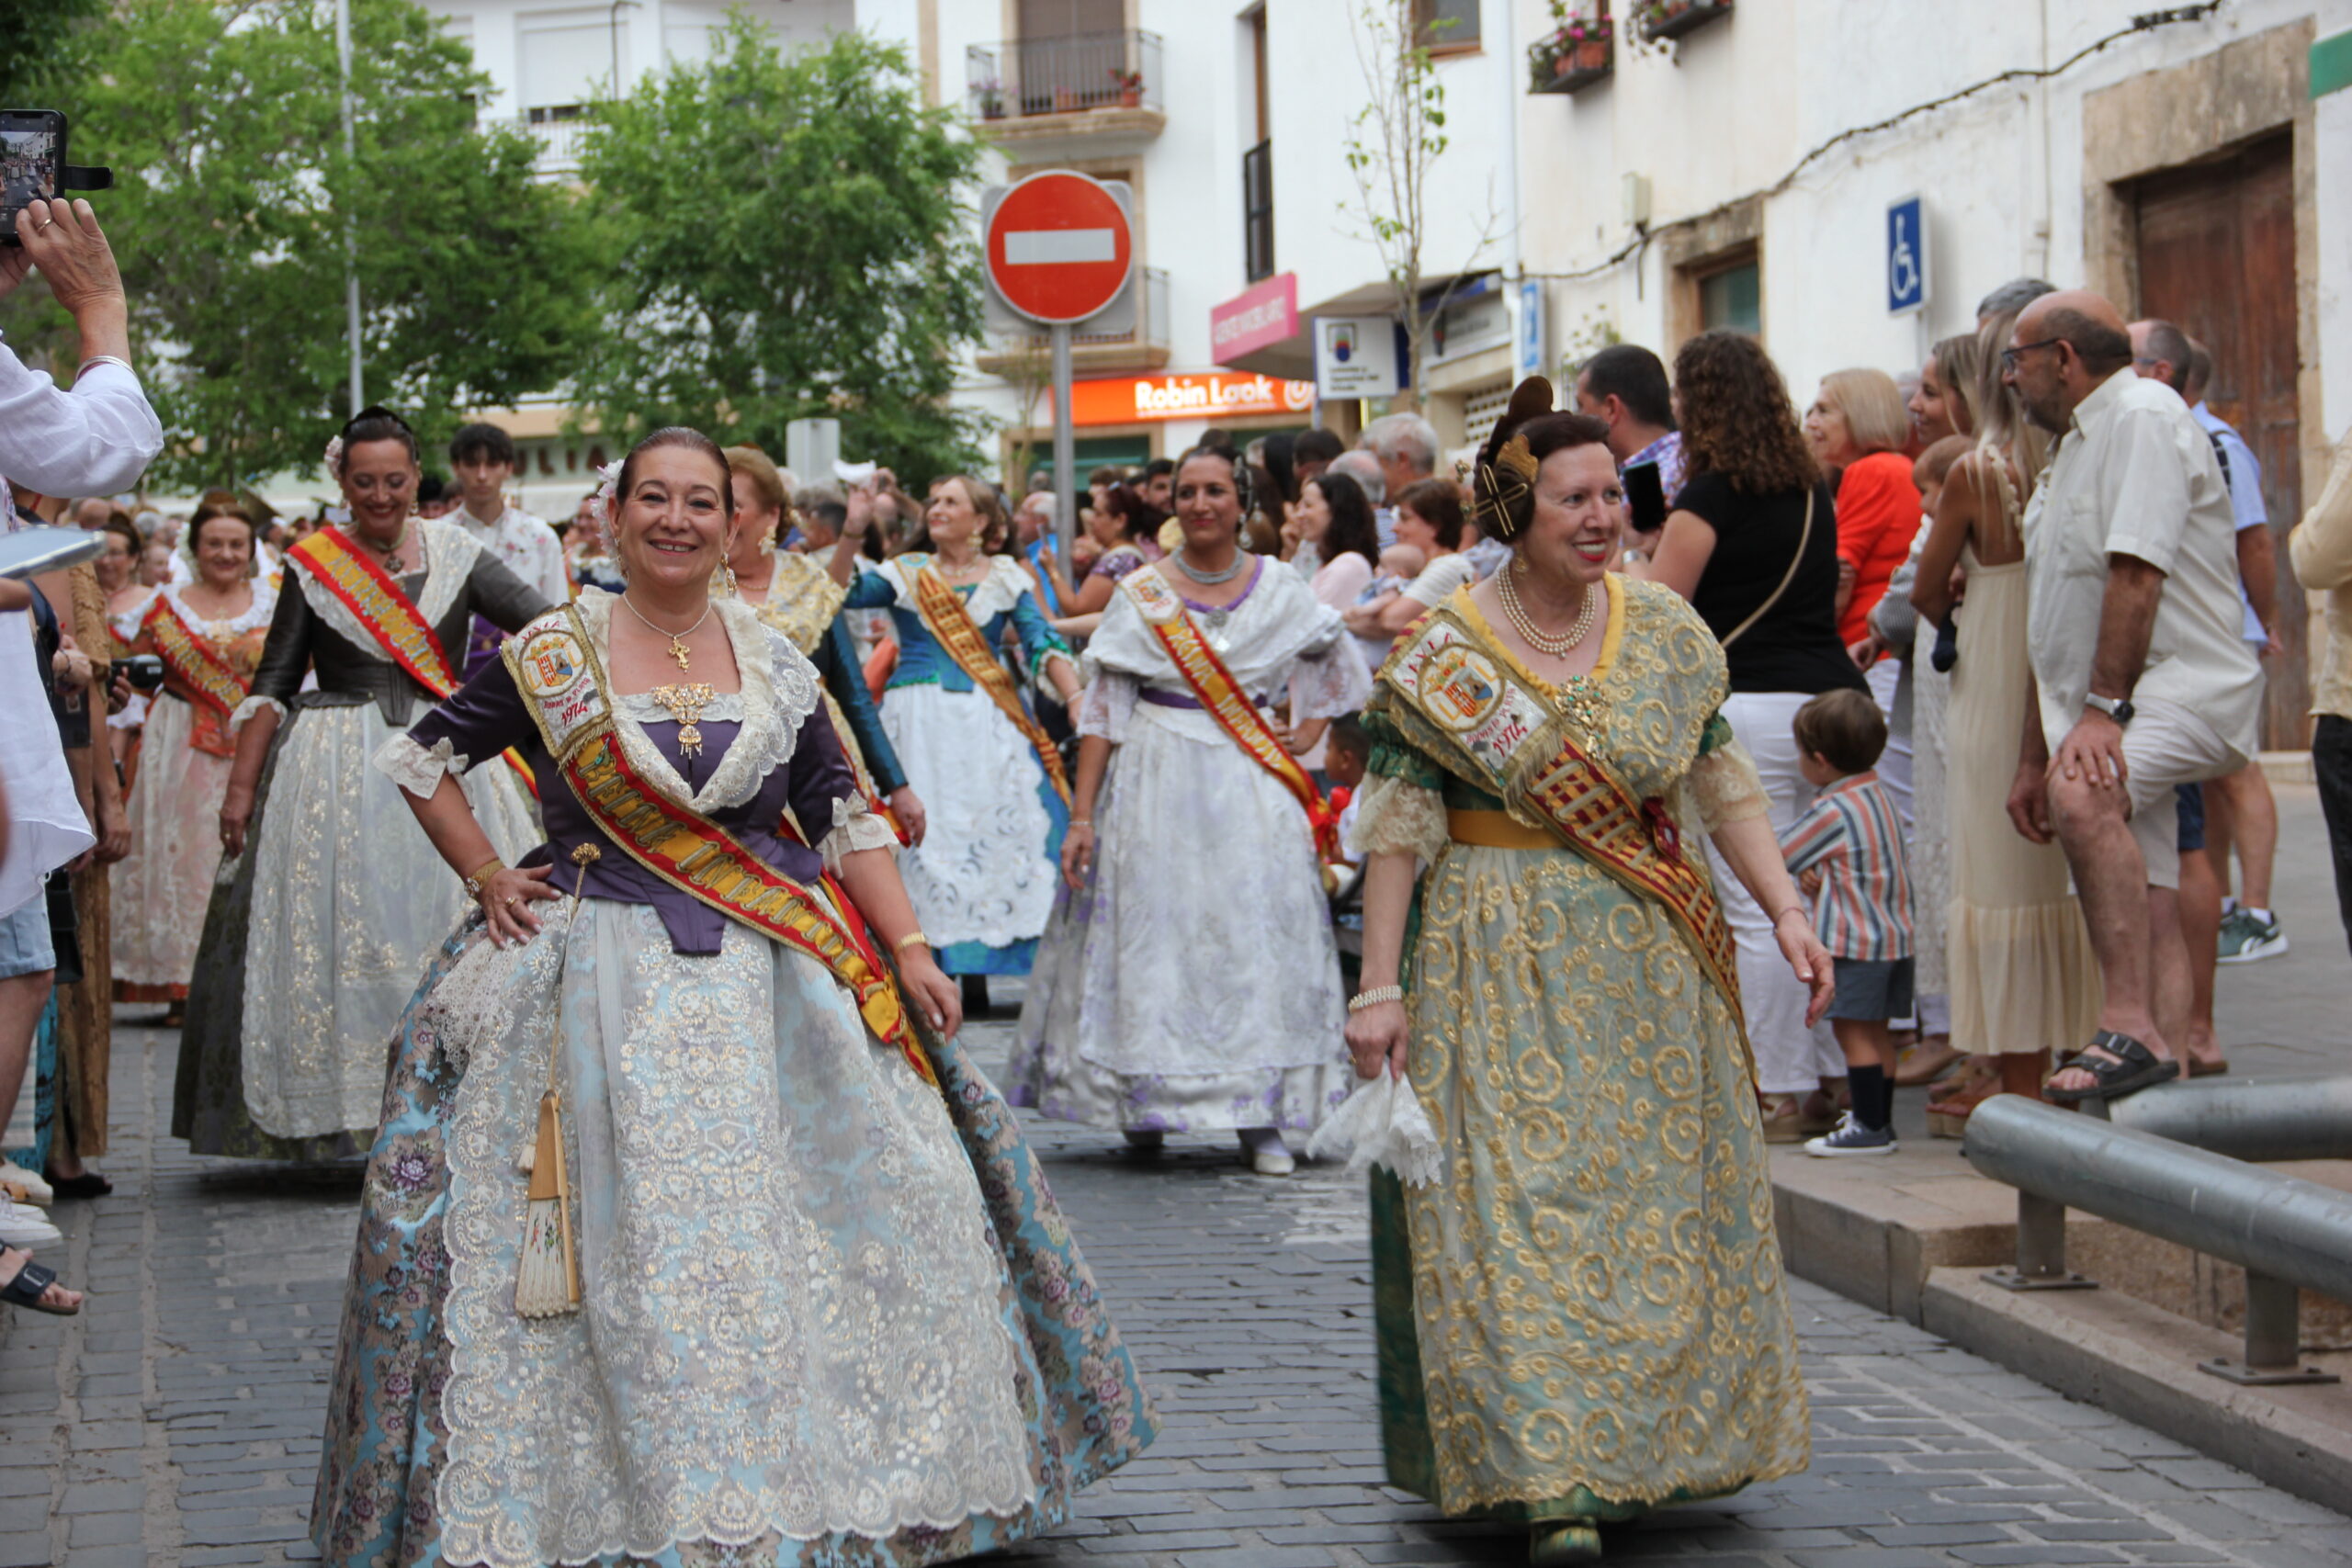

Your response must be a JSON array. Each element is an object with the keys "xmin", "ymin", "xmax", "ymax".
[
  {"xmin": 0, "ymin": 110, "xmax": 113, "ymax": 247},
  {"xmin": 119, "ymin": 654, "xmax": 165, "ymax": 692}
]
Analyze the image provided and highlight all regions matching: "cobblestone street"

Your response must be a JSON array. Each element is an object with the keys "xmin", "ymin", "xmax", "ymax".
[{"xmin": 4, "ymin": 1003, "xmax": 2351, "ymax": 1568}]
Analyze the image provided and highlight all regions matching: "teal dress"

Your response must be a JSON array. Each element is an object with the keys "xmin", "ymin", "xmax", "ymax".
[{"xmin": 1357, "ymin": 578, "xmax": 1810, "ymax": 1525}]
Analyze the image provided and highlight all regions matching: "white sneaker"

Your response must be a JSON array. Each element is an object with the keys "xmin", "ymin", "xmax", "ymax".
[
  {"xmin": 0, "ymin": 1194, "xmax": 62, "ymax": 1250},
  {"xmin": 0, "ymin": 1162, "xmax": 52, "ymax": 1206},
  {"xmin": 1238, "ymin": 1129, "xmax": 1297, "ymax": 1176}
]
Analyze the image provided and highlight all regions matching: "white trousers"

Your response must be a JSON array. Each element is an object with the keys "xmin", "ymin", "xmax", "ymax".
[{"xmin": 1707, "ymin": 690, "xmax": 1848, "ymax": 1094}]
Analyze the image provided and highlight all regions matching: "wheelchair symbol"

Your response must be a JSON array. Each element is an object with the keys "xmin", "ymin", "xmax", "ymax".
[{"xmin": 1889, "ymin": 212, "xmax": 1922, "ymax": 310}]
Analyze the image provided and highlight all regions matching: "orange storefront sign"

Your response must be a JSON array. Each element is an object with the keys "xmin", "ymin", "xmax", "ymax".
[{"xmin": 1066, "ymin": 372, "xmax": 1316, "ymax": 426}]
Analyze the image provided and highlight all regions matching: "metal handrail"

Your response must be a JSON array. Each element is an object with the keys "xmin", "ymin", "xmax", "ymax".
[
  {"xmin": 1965, "ymin": 1094, "xmax": 2352, "ymax": 1385},
  {"xmin": 2108, "ymin": 1076, "xmax": 2352, "ymax": 1162}
]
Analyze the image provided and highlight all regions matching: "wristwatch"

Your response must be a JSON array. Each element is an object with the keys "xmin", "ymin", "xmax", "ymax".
[{"xmin": 2084, "ymin": 693, "xmax": 2135, "ymax": 727}]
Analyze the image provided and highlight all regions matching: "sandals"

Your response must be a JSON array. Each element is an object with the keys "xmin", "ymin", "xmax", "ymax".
[
  {"xmin": 0, "ymin": 1258, "xmax": 79, "ymax": 1316},
  {"xmin": 1758, "ymin": 1093, "xmax": 1804, "ymax": 1144},
  {"xmin": 1927, "ymin": 1062, "xmax": 2002, "ymax": 1138},
  {"xmin": 1894, "ymin": 1037, "xmax": 1966, "ymax": 1087},
  {"xmin": 2045, "ymin": 1031, "xmax": 2180, "ymax": 1104}
]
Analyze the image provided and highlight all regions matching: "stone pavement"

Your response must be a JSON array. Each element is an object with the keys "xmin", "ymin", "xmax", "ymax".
[{"xmin": 4, "ymin": 999, "xmax": 2351, "ymax": 1567}]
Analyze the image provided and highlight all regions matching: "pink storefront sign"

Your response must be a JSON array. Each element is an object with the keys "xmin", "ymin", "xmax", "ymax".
[{"xmin": 1210, "ymin": 273, "xmax": 1299, "ymax": 366}]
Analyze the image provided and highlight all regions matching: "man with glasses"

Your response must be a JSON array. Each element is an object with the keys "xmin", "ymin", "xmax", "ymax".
[{"xmin": 2001, "ymin": 290, "xmax": 2261, "ymax": 1105}]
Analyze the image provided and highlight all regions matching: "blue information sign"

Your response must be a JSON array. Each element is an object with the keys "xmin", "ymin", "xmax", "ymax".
[{"xmin": 1886, "ymin": 196, "xmax": 1928, "ymax": 316}]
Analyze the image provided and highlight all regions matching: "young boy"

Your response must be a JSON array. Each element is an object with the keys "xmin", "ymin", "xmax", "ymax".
[
  {"xmin": 1781, "ymin": 689, "xmax": 1915, "ymax": 1156},
  {"xmin": 447, "ymin": 423, "xmax": 569, "ymax": 674}
]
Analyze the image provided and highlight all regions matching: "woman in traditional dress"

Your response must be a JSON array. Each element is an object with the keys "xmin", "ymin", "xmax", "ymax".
[
  {"xmin": 111, "ymin": 503, "xmax": 274, "ymax": 1022},
  {"xmin": 828, "ymin": 476, "xmax": 1081, "ymax": 1003},
  {"xmin": 1010, "ymin": 443, "xmax": 1368, "ymax": 1176},
  {"xmin": 1911, "ymin": 311, "xmax": 2104, "ymax": 1114},
  {"xmin": 721, "ymin": 445, "xmax": 925, "ymax": 844},
  {"xmin": 96, "ymin": 515, "xmax": 154, "ymax": 782},
  {"xmin": 314, "ymin": 427, "xmax": 1152, "ymax": 1568},
  {"xmin": 1346, "ymin": 383, "xmax": 1829, "ymax": 1562},
  {"xmin": 174, "ymin": 407, "xmax": 551, "ymax": 1162}
]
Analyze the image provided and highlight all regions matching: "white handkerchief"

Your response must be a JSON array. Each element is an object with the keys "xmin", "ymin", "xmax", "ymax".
[{"xmin": 1306, "ymin": 1071, "xmax": 1442, "ymax": 1188}]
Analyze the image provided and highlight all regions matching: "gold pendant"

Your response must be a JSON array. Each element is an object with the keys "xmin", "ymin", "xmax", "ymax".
[
  {"xmin": 676, "ymin": 722, "xmax": 705, "ymax": 758},
  {"xmin": 650, "ymin": 682, "xmax": 717, "ymax": 757},
  {"xmin": 667, "ymin": 635, "xmax": 692, "ymax": 671}
]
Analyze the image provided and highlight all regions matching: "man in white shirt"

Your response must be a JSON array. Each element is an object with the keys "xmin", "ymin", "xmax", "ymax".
[
  {"xmin": 447, "ymin": 422, "xmax": 568, "ymax": 676},
  {"xmin": 2007, "ymin": 291, "xmax": 2260, "ymax": 1104}
]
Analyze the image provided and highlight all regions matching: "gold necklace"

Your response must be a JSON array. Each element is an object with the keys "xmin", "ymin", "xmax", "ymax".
[
  {"xmin": 649, "ymin": 682, "xmax": 718, "ymax": 757},
  {"xmin": 619, "ymin": 593, "xmax": 713, "ymax": 671},
  {"xmin": 1497, "ymin": 559, "xmax": 1600, "ymax": 657}
]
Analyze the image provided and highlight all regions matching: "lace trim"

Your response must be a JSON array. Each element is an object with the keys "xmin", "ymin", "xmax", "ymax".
[
  {"xmin": 1350, "ymin": 773, "xmax": 1449, "ymax": 863},
  {"xmin": 572, "ymin": 592, "xmax": 821, "ymax": 812},
  {"xmin": 617, "ymin": 691, "xmax": 750, "ymax": 723},
  {"xmin": 161, "ymin": 580, "xmax": 277, "ymax": 636},
  {"xmin": 371, "ymin": 732, "xmax": 470, "ymax": 799},
  {"xmin": 878, "ymin": 553, "xmax": 1034, "ymax": 623},
  {"xmin": 1291, "ymin": 633, "xmax": 1374, "ymax": 721},
  {"xmin": 288, "ymin": 519, "xmax": 479, "ymax": 666},
  {"xmin": 1073, "ymin": 671, "xmax": 1137, "ymax": 741},
  {"xmin": 229, "ymin": 693, "xmax": 287, "ymax": 728},
  {"xmin": 1682, "ymin": 738, "xmax": 1770, "ymax": 835},
  {"xmin": 819, "ymin": 794, "xmax": 899, "ymax": 874}
]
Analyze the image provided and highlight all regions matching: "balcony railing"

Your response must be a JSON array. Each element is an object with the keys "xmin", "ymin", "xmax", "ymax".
[
  {"xmin": 967, "ymin": 30, "xmax": 1163, "ymax": 122},
  {"xmin": 1242, "ymin": 140, "xmax": 1274, "ymax": 283},
  {"xmin": 515, "ymin": 107, "xmax": 594, "ymax": 174},
  {"xmin": 984, "ymin": 267, "xmax": 1171, "ymax": 368}
]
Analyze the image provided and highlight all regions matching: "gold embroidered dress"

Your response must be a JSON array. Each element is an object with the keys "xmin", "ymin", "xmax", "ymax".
[{"xmin": 1354, "ymin": 579, "xmax": 1809, "ymax": 1523}]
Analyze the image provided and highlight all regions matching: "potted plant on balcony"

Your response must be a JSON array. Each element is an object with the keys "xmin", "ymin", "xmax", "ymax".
[
  {"xmin": 973, "ymin": 76, "xmax": 1005, "ymax": 119},
  {"xmin": 1528, "ymin": 3, "xmax": 1612, "ymax": 94},
  {"xmin": 1635, "ymin": 0, "xmax": 1730, "ymax": 44},
  {"xmin": 1110, "ymin": 66, "xmax": 1143, "ymax": 109}
]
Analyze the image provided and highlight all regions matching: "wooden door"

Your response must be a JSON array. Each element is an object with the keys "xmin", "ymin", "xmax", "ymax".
[{"xmin": 2134, "ymin": 133, "xmax": 2304, "ymax": 748}]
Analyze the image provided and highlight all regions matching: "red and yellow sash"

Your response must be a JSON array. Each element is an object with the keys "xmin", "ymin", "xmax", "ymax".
[
  {"xmin": 1381, "ymin": 594, "xmax": 1745, "ymax": 1032},
  {"xmin": 142, "ymin": 594, "xmax": 248, "ymax": 758},
  {"xmin": 904, "ymin": 558, "xmax": 1072, "ymax": 807},
  {"xmin": 288, "ymin": 525, "xmax": 536, "ymax": 792},
  {"xmin": 504, "ymin": 607, "xmax": 935, "ymax": 1088},
  {"xmin": 1121, "ymin": 569, "xmax": 1336, "ymax": 858}
]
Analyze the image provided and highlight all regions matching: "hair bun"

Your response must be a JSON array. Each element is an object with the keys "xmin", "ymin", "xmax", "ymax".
[{"xmin": 1472, "ymin": 377, "xmax": 1555, "ymax": 543}]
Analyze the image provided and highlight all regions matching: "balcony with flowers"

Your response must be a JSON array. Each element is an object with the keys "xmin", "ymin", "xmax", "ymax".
[{"xmin": 1528, "ymin": 3, "xmax": 1613, "ymax": 96}]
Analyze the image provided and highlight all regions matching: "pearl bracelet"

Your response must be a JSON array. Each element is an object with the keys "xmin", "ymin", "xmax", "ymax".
[{"xmin": 1348, "ymin": 986, "xmax": 1404, "ymax": 1012}]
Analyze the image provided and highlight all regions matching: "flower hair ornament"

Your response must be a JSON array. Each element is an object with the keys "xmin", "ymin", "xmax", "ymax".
[
  {"xmin": 590, "ymin": 460, "xmax": 624, "ymax": 559},
  {"xmin": 1473, "ymin": 377, "xmax": 1559, "ymax": 544},
  {"xmin": 322, "ymin": 434, "xmax": 345, "ymax": 475}
]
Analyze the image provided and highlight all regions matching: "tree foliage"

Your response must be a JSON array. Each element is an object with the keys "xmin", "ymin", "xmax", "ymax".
[
  {"xmin": 0, "ymin": 0, "xmax": 605, "ymax": 489},
  {"xmin": 571, "ymin": 18, "xmax": 988, "ymax": 479},
  {"xmin": 0, "ymin": 0, "xmax": 103, "ymax": 101}
]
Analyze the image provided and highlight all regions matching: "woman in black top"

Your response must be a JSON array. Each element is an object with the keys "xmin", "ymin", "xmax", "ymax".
[{"xmin": 1634, "ymin": 331, "xmax": 1866, "ymax": 1143}]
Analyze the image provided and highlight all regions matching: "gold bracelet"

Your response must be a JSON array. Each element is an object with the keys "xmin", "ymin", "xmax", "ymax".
[
  {"xmin": 461, "ymin": 857, "xmax": 506, "ymax": 899},
  {"xmin": 892, "ymin": 931, "xmax": 930, "ymax": 953}
]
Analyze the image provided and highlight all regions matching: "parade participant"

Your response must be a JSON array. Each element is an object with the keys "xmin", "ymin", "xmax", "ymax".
[
  {"xmin": 173, "ymin": 406, "xmax": 551, "ymax": 1161},
  {"xmin": 314, "ymin": 425, "xmax": 1153, "ymax": 1568},
  {"xmin": 110, "ymin": 502, "xmax": 275, "ymax": 1021},
  {"xmin": 1346, "ymin": 382, "xmax": 1824, "ymax": 1562},
  {"xmin": 96, "ymin": 515, "xmax": 153, "ymax": 781},
  {"xmin": 721, "ymin": 443, "xmax": 926, "ymax": 843},
  {"xmin": 1010, "ymin": 443, "xmax": 1369, "ymax": 1176},
  {"xmin": 447, "ymin": 422, "xmax": 569, "ymax": 676},
  {"xmin": 829, "ymin": 473, "xmax": 1081, "ymax": 994}
]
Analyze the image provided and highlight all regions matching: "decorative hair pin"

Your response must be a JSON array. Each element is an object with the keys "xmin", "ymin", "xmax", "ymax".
[{"xmin": 322, "ymin": 434, "xmax": 345, "ymax": 474}]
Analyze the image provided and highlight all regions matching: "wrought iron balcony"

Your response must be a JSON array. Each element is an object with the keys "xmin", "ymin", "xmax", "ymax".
[
  {"xmin": 967, "ymin": 30, "xmax": 1164, "ymax": 131},
  {"xmin": 514, "ymin": 107, "xmax": 594, "ymax": 175}
]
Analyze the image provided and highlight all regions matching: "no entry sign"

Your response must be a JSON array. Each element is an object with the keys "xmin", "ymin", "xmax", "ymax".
[{"xmin": 985, "ymin": 171, "xmax": 1133, "ymax": 325}]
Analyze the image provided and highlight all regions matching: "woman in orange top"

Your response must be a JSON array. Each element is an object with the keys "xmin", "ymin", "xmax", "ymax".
[{"xmin": 1805, "ymin": 367, "xmax": 1920, "ymax": 649}]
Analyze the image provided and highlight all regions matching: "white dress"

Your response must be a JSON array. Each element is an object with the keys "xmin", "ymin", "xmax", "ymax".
[{"xmin": 1010, "ymin": 558, "xmax": 1371, "ymax": 1134}]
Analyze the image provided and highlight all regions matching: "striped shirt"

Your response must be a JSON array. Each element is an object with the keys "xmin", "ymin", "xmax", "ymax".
[{"xmin": 1780, "ymin": 772, "xmax": 1913, "ymax": 963}]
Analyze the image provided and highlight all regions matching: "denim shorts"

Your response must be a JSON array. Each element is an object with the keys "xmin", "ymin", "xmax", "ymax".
[
  {"xmin": 0, "ymin": 886, "xmax": 56, "ymax": 980},
  {"xmin": 1828, "ymin": 955, "xmax": 1914, "ymax": 1023}
]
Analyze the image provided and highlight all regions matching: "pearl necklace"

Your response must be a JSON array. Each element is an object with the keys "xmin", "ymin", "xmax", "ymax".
[
  {"xmin": 1496, "ymin": 560, "xmax": 1600, "ymax": 657},
  {"xmin": 619, "ymin": 592, "xmax": 714, "ymax": 671},
  {"xmin": 1174, "ymin": 549, "xmax": 1247, "ymax": 585}
]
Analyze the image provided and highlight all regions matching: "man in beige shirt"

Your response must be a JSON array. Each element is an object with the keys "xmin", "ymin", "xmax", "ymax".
[
  {"xmin": 2289, "ymin": 423, "xmax": 2352, "ymax": 957},
  {"xmin": 2006, "ymin": 291, "xmax": 2260, "ymax": 1103}
]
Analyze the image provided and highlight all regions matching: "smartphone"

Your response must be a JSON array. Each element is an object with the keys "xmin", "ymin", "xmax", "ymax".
[
  {"xmin": 1623, "ymin": 461, "xmax": 1668, "ymax": 537},
  {"xmin": 0, "ymin": 110, "xmax": 65, "ymax": 247}
]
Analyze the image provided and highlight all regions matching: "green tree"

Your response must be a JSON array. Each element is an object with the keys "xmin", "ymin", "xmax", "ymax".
[
  {"xmin": 0, "ymin": 0, "xmax": 606, "ymax": 489},
  {"xmin": 0, "ymin": 0, "xmax": 103, "ymax": 100},
  {"xmin": 571, "ymin": 18, "xmax": 988, "ymax": 479}
]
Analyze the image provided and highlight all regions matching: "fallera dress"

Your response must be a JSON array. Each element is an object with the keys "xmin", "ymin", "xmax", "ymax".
[
  {"xmin": 841, "ymin": 554, "xmax": 1075, "ymax": 976},
  {"xmin": 1010, "ymin": 558, "xmax": 1368, "ymax": 1134},
  {"xmin": 1354, "ymin": 579, "xmax": 1811, "ymax": 1524},
  {"xmin": 747, "ymin": 550, "xmax": 909, "ymax": 808},
  {"xmin": 110, "ymin": 580, "xmax": 277, "ymax": 1003},
  {"xmin": 313, "ymin": 589, "xmax": 1153, "ymax": 1568},
  {"xmin": 174, "ymin": 519, "xmax": 550, "ymax": 1161}
]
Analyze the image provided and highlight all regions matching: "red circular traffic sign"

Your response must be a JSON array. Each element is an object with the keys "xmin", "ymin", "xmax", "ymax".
[{"xmin": 985, "ymin": 171, "xmax": 1133, "ymax": 325}]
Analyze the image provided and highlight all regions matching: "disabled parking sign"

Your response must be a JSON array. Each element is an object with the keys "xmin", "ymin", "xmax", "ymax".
[{"xmin": 1887, "ymin": 195, "xmax": 1928, "ymax": 316}]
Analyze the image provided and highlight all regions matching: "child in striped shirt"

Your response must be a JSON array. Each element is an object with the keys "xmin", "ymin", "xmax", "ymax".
[{"xmin": 1781, "ymin": 689, "xmax": 1916, "ymax": 1156}]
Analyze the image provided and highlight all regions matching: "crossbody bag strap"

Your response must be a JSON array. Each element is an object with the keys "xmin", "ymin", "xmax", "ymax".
[{"xmin": 1720, "ymin": 488, "xmax": 1814, "ymax": 650}]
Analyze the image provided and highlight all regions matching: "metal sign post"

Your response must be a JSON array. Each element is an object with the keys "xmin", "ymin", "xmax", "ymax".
[{"xmin": 1052, "ymin": 322, "xmax": 1076, "ymax": 570}]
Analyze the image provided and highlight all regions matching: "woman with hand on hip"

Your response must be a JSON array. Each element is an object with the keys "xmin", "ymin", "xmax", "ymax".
[
  {"xmin": 1011, "ymin": 443, "xmax": 1369, "ymax": 1176},
  {"xmin": 314, "ymin": 427, "xmax": 1151, "ymax": 1568},
  {"xmin": 829, "ymin": 476, "xmax": 1081, "ymax": 1002},
  {"xmin": 1349, "ymin": 381, "xmax": 1825, "ymax": 1562},
  {"xmin": 174, "ymin": 406, "xmax": 551, "ymax": 1162}
]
